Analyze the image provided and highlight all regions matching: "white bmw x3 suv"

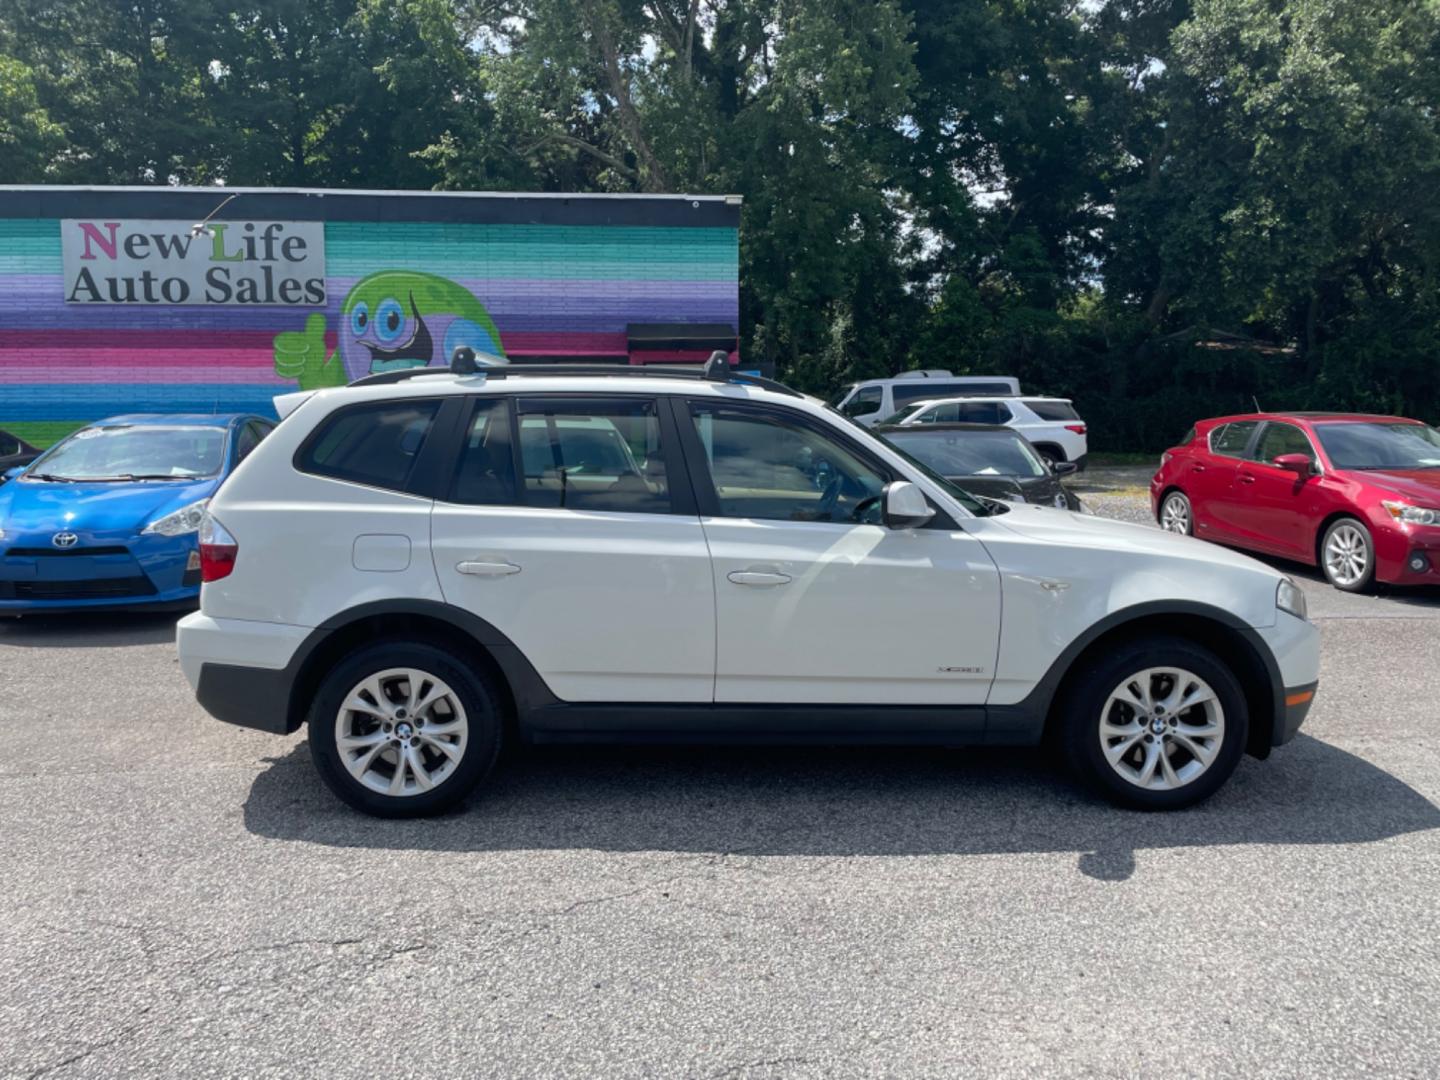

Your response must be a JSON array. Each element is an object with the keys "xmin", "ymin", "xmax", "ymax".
[{"xmin": 177, "ymin": 357, "xmax": 1319, "ymax": 817}]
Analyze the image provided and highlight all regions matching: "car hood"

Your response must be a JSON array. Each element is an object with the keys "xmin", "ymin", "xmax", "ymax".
[
  {"xmin": 985, "ymin": 501, "xmax": 1285, "ymax": 577},
  {"xmin": 0, "ymin": 477, "xmax": 216, "ymax": 537},
  {"xmin": 1347, "ymin": 469, "xmax": 1440, "ymax": 504}
]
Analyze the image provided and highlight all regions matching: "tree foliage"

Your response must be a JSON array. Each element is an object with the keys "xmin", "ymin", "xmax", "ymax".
[{"xmin": 3, "ymin": 0, "xmax": 1438, "ymax": 447}]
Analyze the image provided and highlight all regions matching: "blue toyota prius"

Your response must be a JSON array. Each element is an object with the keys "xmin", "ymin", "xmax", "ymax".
[{"xmin": 0, "ymin": 414, "xmax": 275, "ymax": 613}]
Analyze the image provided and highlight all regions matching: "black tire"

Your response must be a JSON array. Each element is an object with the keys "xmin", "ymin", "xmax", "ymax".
[
  {"xmin": 1058, "ymin": 636, "xmax": 1249, "ymax": 811},
  {"xmin": 307, "ymin": 639, "xmax": 503, "ymax": 818},
  {"xmin": 1158, "ymin": 490, "xmax": 1193, "ymax": 536},
  {"xmin": 1319, "ymin": 517, "xmax": 1376, "ymax": 593},
  {"xmin": 1036, "ymin": 445, "xmax": 1063, "ymax": 467}
]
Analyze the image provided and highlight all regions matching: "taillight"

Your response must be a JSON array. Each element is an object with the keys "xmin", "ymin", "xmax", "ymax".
[
  {"xmin": 199, "ymin": 513, "xmax": 238, "ymax": 582},
  {"xmin": 1065, "ymin": 424, "xmax": 1087, "ymax": 435}
]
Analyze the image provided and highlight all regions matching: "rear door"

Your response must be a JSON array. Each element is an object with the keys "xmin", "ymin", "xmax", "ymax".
[
  {"xmin": 1190, "ymin": 421, "xmax": 1259, "ymax": 541},
  {"xmin": 1231, "ymin": 420, "xmax": 1321, "ymax": 557},
  {"xmin": 430, "ymin": 394, "xmax": 716, "ymax": 702}
]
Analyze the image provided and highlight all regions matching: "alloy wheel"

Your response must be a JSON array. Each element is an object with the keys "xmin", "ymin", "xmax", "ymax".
[
  {"xmin": 334, "ymin": 668, "xmax": 469, "ymax": 796},
  {"xmin": 1160, "ymin": 494, "xmax": 1191, "ymax": 534},
  {"xmin": 1324, "ymin": 524, "xmax": 1369, "ymax": 587},
  {"xmin": 1097, "ymin": 667, "xmax": 1225, "ymax": 792}
]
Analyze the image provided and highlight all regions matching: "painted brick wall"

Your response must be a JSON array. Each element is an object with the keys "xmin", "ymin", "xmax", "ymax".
[{"xmin": 0, "ymin": 194, "xmax": 740, "ymax": 448}]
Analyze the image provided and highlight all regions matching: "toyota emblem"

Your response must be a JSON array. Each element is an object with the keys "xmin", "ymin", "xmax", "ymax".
[{"xmin": 51, "ymin": 531, "xmax": 79, "ymax": 549}]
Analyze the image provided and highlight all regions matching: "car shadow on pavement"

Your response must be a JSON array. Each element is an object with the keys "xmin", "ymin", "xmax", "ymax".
[
  {"xmin": 243, "ymin": 735, "xmax": 1440, "ymax": 881},
  {"xmin": 0, "ymin": 610, "xmax": 181, "ymax": 648}
]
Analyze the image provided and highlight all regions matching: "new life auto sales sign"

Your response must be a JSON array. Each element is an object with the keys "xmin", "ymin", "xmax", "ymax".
[{"xmin": 61, "ymin": 219, "xmax": 326, "ymax": 305}]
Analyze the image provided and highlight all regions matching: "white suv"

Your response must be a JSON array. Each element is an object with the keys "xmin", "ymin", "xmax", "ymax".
[
  {"xmin": 177, "ymin": 358, "xmax": 1318, "ymax": 817},
  {"xmin": 888, "ymin": 396, "xmax": 1089, "ymax": 469}
]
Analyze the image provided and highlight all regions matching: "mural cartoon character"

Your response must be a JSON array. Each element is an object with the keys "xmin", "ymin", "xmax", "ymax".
[{"xmin": 273, "ymin": 270, "xmax": 506, "ymax": 389}]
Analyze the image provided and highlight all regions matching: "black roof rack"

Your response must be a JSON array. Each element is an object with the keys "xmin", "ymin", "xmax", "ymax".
[{"xmin": 348, "ymin": 349, "xmax": 801, "ymax": 397}]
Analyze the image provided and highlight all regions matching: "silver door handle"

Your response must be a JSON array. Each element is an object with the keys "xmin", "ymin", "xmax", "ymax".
[
  {"xmin": 727, "ymin": 570, "xmax": 792, "ymax": 587},
  {"xmin": 456, "ymin": 560, "xmax": 521, "ymax": 577}
]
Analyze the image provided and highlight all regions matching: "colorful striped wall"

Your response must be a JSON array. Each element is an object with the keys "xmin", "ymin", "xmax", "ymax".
[{"xmin": 0, "ymin": 192, "xmax": 740, "ymax": 447}]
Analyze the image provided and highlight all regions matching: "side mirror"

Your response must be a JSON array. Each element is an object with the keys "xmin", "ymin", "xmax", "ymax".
[
  {"xmin": 1273, "ymin": 453, "xmax": 1313, "ymax": 475},
  {"xmin": 883, "ymin": 480, "xmax": 936, "ymax": 529},
  {"xmin": 1051, "ymin": 460, "xmax": 1079, "ymax": 476}
]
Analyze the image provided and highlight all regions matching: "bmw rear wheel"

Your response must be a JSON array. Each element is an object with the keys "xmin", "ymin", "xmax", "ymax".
[
  {"xmin": 1159, "ymin": 491, "xmax": 1193, "ymax": 535},
  {"xmin": 1061, "ymin": 637, "xmax": 1247, "ymax": 810},
  {"xmin": 1320, "ymin": 518, "xmax": 1375, "ymax": 593},
  {"xmin": 308, "ymin": 640, "xmax": 502, "ymax": 817}
]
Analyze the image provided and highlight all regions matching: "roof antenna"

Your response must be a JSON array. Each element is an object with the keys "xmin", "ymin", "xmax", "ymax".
[
  {"xmin": 1253, "ymin": 395, "xmax": 1262, "ymax": 412},
  {"xmin": 190, "ymin": 192, "xmax": 240, "ymax": 238},
  {"xmin": 702, "ymin": 349, "xmax": 730, "ymax": 382}
]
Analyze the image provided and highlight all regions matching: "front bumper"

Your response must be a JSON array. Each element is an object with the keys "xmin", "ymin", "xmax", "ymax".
[
  {"xmin": 1253, "ymin": 613, "xmax": 1322, "ymax": 747},
  {"xmin": 1373, "ymin": 522, "xmax": 1440, "ymax": 586},
  {"xmin": 0, "ymin": 532, "xmax": 201, "ymax": 612}
]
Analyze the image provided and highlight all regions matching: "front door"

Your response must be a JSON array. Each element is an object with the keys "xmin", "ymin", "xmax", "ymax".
[
  {"xmin": 1231, "ymin": 420, "xmax": 1321, "ymax": 558},
  {"xmin": 680, "ymin": 399, "xmax": 1002, "ymax": 706},
  {"xmin": 430, "ymin": 394, "xmax": 715, "ymax": 702}
]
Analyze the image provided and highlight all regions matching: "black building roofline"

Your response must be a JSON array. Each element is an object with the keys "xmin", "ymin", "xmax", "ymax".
[{"xmin": 0, "ymin": 185, "xmax": 742, "ymax": 228}]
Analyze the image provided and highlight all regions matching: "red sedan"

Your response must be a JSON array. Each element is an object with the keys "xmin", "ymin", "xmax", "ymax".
[{"xmin": 1151, "ymin": 413, "xmax": 1440, "ymax": 591}]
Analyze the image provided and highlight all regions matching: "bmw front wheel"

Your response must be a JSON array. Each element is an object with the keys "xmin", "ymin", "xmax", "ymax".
[{"xmin": 1061, "ymin": 637, "xmax": 1248, "ymax": 810}]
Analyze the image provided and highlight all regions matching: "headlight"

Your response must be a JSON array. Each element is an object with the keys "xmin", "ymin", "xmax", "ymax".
[
  {"xmin": 142, "ymin": 498, "xmax": 209, "ymax": 537},
  {"xmin": 1277, "ymin": 577, "xmax": 1308, "ymax": 620},
  {"xmin": 1382, "ymin": 500, "xmax": 1440, "ymax": 526}
]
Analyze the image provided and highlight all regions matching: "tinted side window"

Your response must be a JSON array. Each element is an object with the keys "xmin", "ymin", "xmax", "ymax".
[
  {"xmin": 235, "ymin": 421, "xmax": 270, "ymax": 462},
  {"xmin": 298, "ymin": 400, "xmax": 439, "ymax": 492},
  {"xmin": 954, "ymin": 401, "xmax": 1008, "ymax": 424},
  {"xmin": 1210, "ymin": 421, "xmax": 1258, "ymax": 457},
  {"xmin": 1254, "ymin": 422, "xmax": 1316, "ymax": 464},
  {"xmin": 515, "ymin": 397, "xmax": 671, "ymax": 514},
  {"xmin": 689, "ymin": 405, "xmax": 886, "ymax": 524},
  {"xmin": 0, "ymin": 434, "xmax": 18, "ymax": 456},
  {"xmin": 1024, "ymin": 400, "xmax": 1079, "ymax": 421},
  {"xmin": 450, "ymin": 398, "xmax": 517, "ymax": 505},
  {"xmin": 841, "ymin": 386, "xmax": 883, "ymax": 417},
  {"xmin": 892, "ymin": 383, "xmax": 958, "ymax": 407}
]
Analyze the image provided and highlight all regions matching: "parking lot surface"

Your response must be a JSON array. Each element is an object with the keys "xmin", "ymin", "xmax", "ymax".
[{"xmin": 3, "ymin": 484, "xmax": 1438, "ymax": 1078}]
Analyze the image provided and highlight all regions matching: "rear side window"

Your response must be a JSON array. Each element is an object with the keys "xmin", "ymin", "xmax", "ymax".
[
  {"xmin": 450, "ymin": 399, "xmax": 517, "ymax": 505},
  {"xmin": 515, "ymin": 397, "xmax": 672, "ymax": 514},
  {"xmin": 1023, "ymin": 400, "xmax": 1079, "ymax": 421},
  {"xmin": 894, "ymin": 381, "xmax": 1012, "ymax": 406},
  {"xmin": 1209, "ymin": 421, "xmax": 1258, "ymax": 458},
  {"xmin": 298, "ymin": 400, "xmax": 439, "ymax": 492}
]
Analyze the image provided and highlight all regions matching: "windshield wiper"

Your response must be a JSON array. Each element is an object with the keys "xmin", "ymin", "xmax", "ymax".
[
  {"xmin": 26, "ymin": 473, "xmax": 77, "ymax": 483},
  {"xmin": 126, "ymin": 473, "xmax": 199, "ymax": 480}
]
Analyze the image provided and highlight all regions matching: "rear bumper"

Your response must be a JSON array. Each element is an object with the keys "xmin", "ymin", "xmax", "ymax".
[{"xmin": 178, "ymin": 612, "xmax": 312, "ymax": 734}]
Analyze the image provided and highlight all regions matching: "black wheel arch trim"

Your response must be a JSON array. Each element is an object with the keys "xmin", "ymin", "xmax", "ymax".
[
  {"xmin": 195, "ymin": 599, "xmax": 1292, "ymax": 753},
  {"xmin": 989, "ymin": 600, "xmax": 1288, "ymax": 754}
]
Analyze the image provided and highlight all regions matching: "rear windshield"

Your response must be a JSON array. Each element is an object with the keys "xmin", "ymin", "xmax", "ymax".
[
  {"xmin": 1023, "ymin": 399, "xmax": 1079, "ymax": 421},
  {"xmin": 885, "ymin": 428, "xmax": 1047, "ymax": 478}
]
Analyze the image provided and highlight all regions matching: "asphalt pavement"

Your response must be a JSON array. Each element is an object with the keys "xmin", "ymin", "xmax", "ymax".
[{"xmin": 2, "ymin": 483, "xmax": 1438, "ymax": 1078}]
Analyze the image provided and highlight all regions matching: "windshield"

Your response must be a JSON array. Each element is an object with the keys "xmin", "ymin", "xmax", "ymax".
[
  {"xmin": 1313, "ymin": 422, "xmax": 1440, "ymax": 471},
  {"xmin": 880, "ymin": 404, "xmax": 925, "ymax": 425},
  {"xmin": 25, "ymin": 425, "xmax": 227, "ymax": 481},
  {"xmin": 885, "ymin": 429, "xmax": 1048, "ymax": 478}
]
